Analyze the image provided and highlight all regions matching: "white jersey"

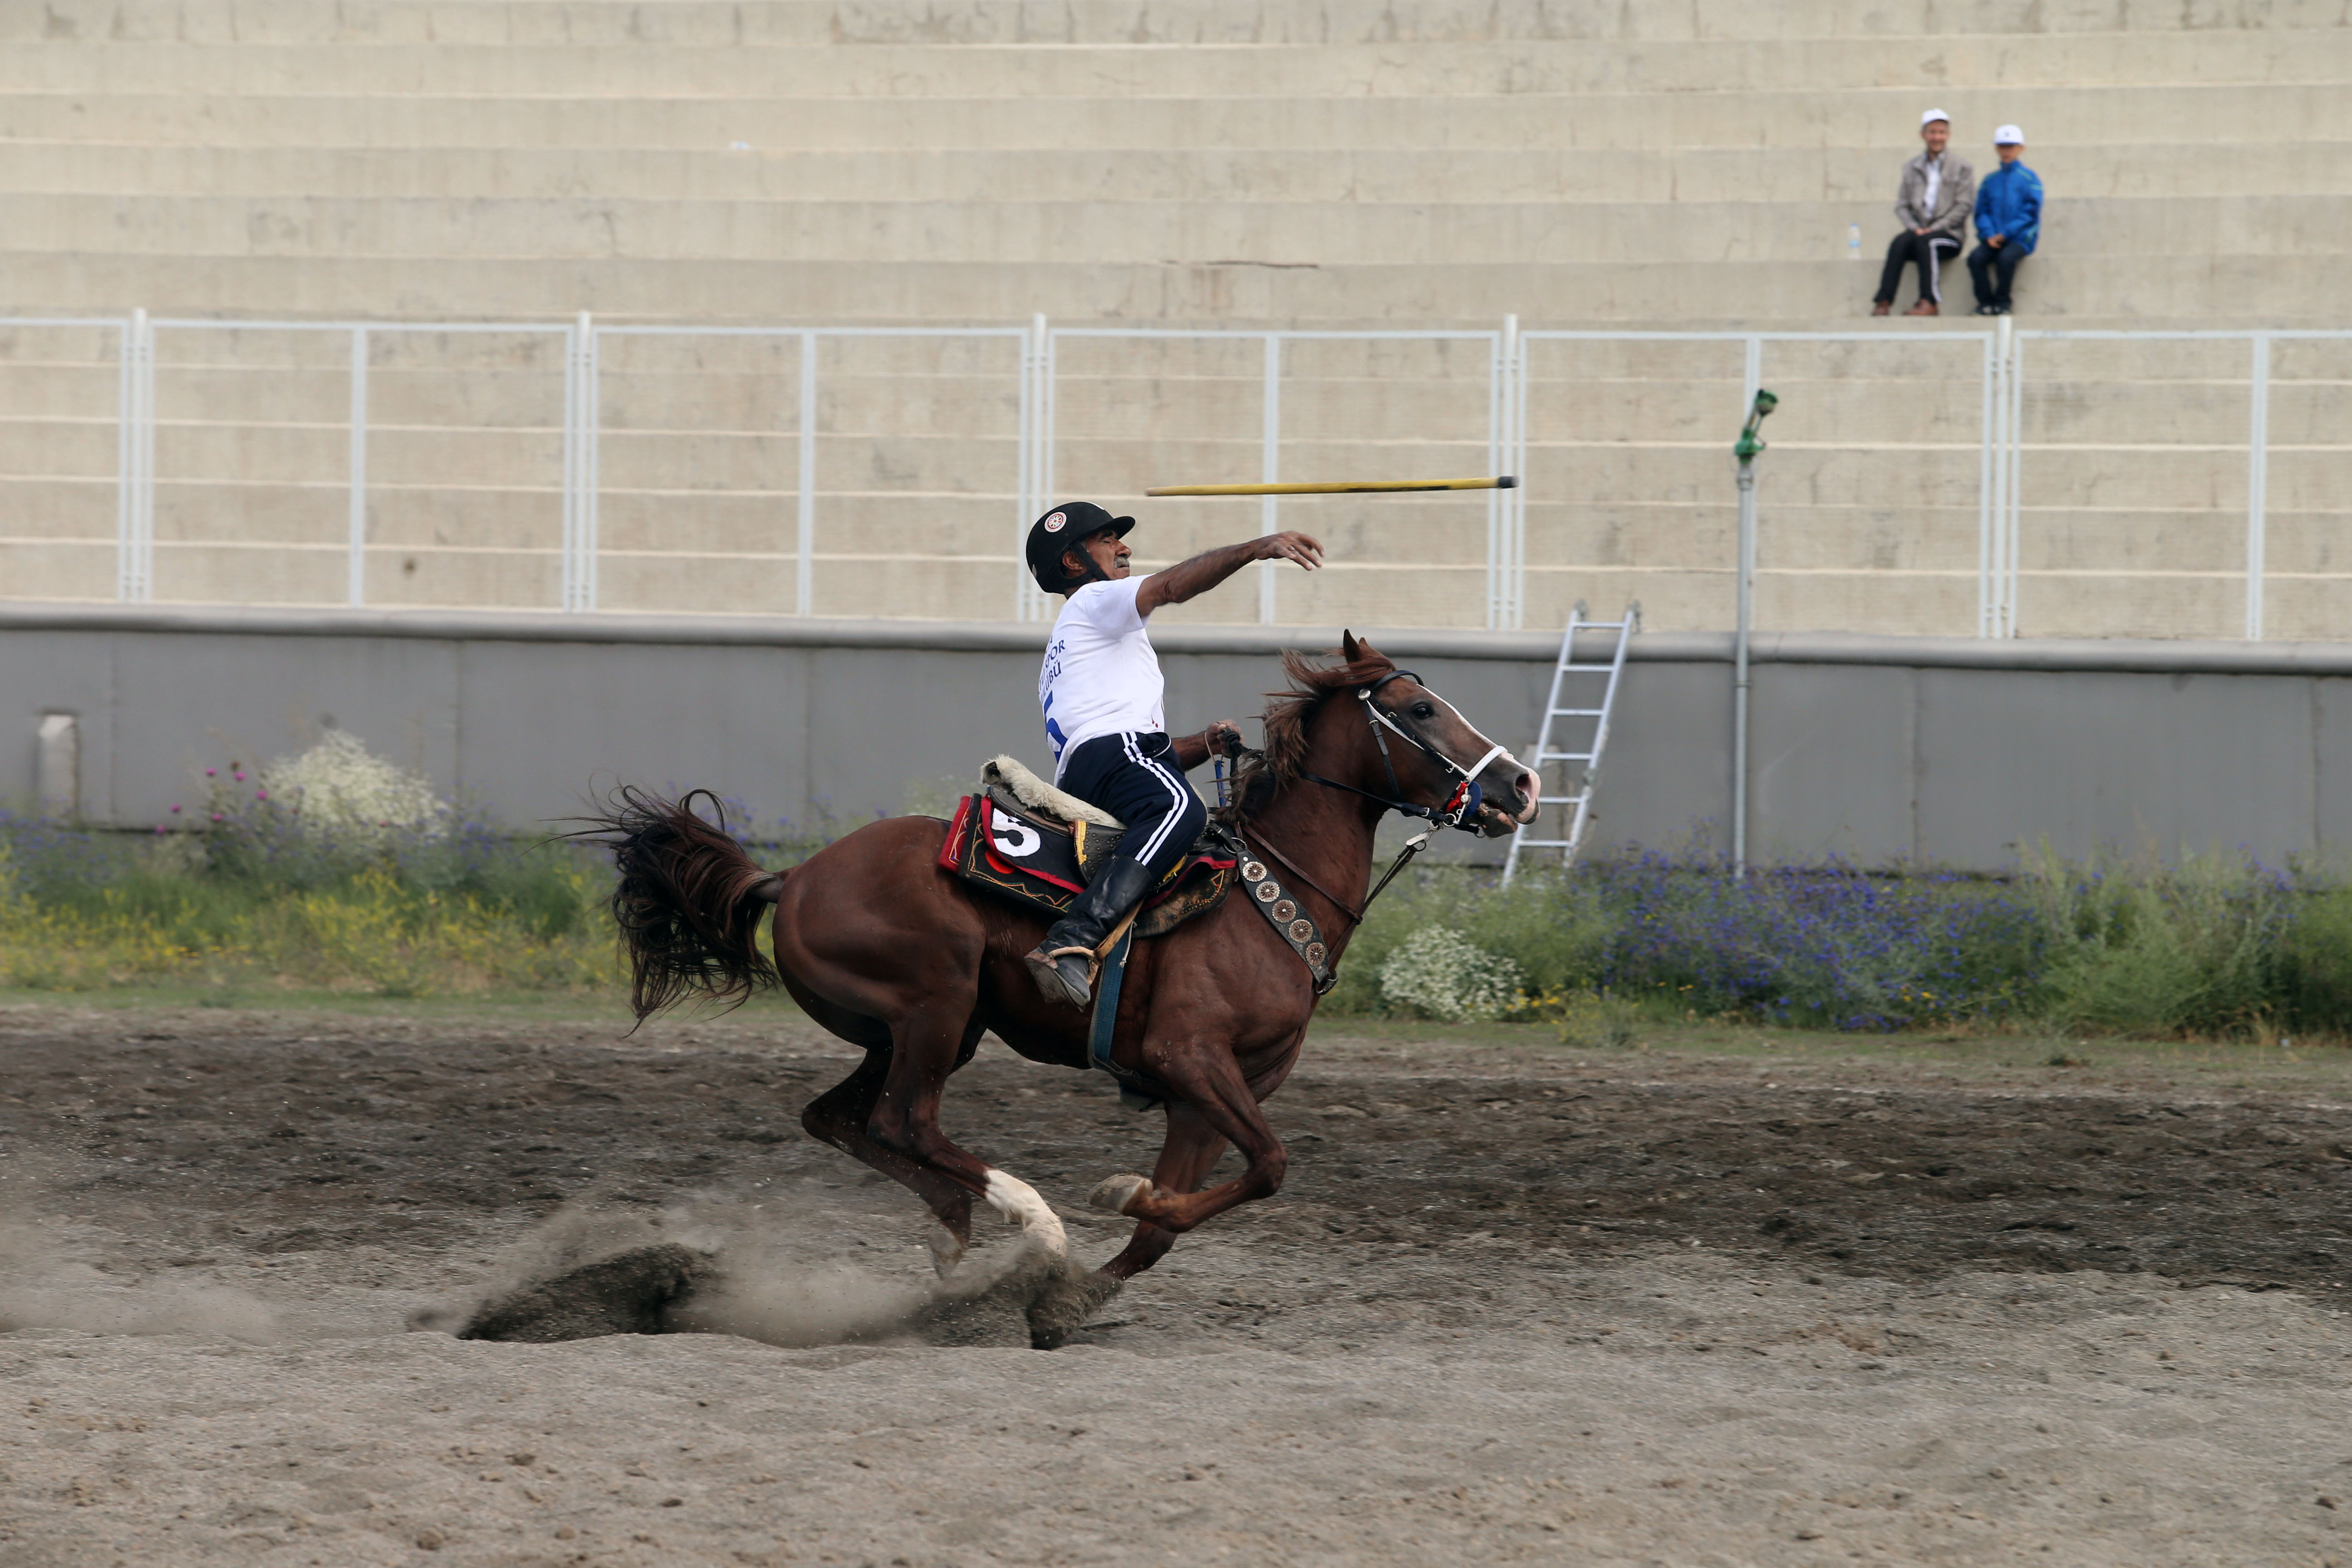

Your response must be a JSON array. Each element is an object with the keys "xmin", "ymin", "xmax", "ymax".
[{"xmin": 1039, "ymin": 576, "xmax": 1165, "ymax": 778}]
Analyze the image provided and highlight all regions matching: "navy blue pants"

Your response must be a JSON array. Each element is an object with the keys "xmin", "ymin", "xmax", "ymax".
[
  {"xmin": 1968, "ymin": 242, "xmax": 2026, "ymax": 309},
  {"xmin": 1056, "ymin": 731, "xmax": 1208, "ymax": 881}
]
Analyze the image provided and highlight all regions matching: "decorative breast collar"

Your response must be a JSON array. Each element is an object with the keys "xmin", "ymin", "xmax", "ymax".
[{"xmin": 1231, "ymin": 841, "xmax": 1338, "ymax": 995}]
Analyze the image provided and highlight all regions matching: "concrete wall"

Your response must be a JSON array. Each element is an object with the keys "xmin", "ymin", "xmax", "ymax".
[{"xmin": 8, "ymin": 602, "xmax": 2350, "ymax": 871}]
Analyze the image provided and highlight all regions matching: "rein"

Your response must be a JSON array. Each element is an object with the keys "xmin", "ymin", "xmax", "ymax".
[
  {"xmin": 1242, "ymin": 820, "xmax": 1436, "ymax": 938},
  {"xmin": 1230, "ymin": 667, "xmax": 1503, "ymax": 941},
  {"xmin": 1299, "ymin": 672, "xmax": 1509, "ymax": 835}
]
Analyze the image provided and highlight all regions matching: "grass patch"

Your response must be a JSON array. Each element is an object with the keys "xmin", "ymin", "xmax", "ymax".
[
  {"xmin": 10, "ymin": 727, "xmax": 2351, "ymax": 1048},
  {"xmin": 0, "ymin": 836, "xmax": 625, "ymax": 998},
  {"xmin": 0, "ymin": 733, "xmax": 856, "ymax": 1002}
]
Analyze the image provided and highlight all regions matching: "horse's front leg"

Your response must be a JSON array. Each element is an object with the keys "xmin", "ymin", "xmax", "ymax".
[
  {"xmin": 1096, "ymin": 1102, "xmax": 1230, "ymax": 1280},
  {"xmin": 1088, "ymin": 1039, "xmax": 1287, "ymax": 1237}
]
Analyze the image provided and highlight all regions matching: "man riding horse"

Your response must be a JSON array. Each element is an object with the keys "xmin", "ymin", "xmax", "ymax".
[
  {"xmin": 583, "ymin": 509, "xmax": 1543, "ymax": 1337},
  {"xmin": 1021, "ymin": 501, "xmax": 1328, "ymax": 1009}
]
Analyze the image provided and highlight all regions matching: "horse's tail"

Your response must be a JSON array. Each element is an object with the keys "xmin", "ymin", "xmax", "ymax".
[{"xmin": 569, "ymin": 786, "xmax": 786, "ymax": 1022}]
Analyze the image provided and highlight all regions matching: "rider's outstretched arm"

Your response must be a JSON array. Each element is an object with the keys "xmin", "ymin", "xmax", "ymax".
[{"xmin": 1135, "ymin": 531, "xmax": 1323, "ymax": 617}]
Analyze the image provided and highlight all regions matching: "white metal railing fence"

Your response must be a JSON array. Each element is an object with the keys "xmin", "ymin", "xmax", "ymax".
[{"xmin": 1, "ymin": 313, "xmax": 2345, "ymax": 639}]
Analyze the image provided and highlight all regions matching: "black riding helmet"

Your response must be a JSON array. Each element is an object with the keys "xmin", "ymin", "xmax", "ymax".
[{"xmin": 1024, "ymin": 501, "xmax": 1135, "ymax": 595}]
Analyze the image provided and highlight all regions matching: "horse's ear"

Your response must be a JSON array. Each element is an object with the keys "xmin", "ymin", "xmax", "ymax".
[{"xmin": 1342, "ymin": 629, "xmax": 1364, "ymax": 663}]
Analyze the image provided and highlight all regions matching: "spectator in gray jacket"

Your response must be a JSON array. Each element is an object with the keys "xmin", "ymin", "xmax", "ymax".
[{"xmin": 1871, "ymin": 109, "xmax": 1977, "ymax": 317}]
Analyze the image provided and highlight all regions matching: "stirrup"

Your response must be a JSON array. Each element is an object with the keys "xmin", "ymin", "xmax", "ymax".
[
  {"xmin": 1045, "ymin": 944, "xmax": 1102, "ymax": 980},
  {"xmin": 1025, "ymin": 943, "xmax": 1097, "ymax": 1009}
]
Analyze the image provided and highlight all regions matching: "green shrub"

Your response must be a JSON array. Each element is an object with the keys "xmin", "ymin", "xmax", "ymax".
[
  {"xmin": 2026, "ymin": 850, "xmax": 2290, "ymax": 1037},
  {"xmin": 2282, "ymin": 884, "xmax": 2352, "ymax": 1034}
]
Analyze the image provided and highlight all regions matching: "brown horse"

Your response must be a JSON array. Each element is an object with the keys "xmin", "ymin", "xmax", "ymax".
[{"xmin": 583, "ymin": 633, "xmax": 1536, "ymax": 1303}]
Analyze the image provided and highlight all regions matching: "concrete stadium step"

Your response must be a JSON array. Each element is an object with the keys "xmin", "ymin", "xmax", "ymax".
[
  {"xmin": 7, "ymin": 82, "xmax": 2343, "ymax": 150},
  {"xmin": 1522, "ymin": 503, "xmax": 1985, "ymax": 569},
  {"xmin": 2261, "ymin": 514, "xmax": 2352, "ymax": 576},
  {"xmin": 14, "ymin": 0, "xmax": 2351, "ymax": 47},
  {"xmin": 77, "ymin": 424, "xmax": 1512, "ymax": 491},
  {"xmin": 0, "ymin": 540, "xmax": 116, "ymax": 600},
  {"xmin": 593, "ymin": 491, "xmax": 1021, "ymax": 557},
  {"xmin": 4, "ymin": 189, "xmax": 2338, "ymax": 265},
  {"xmin": 3, "ymin": 142, "xmax": 2340, "ymax": 208},
  {"xmin": 0, "ymin": 476, "xmax": 117, "ymax": 540},
  {"xmin": 8, "ymin": 30, "xmax": 2346, "ymax": 98},
  {"xmin": 2009, "ymin": 575, "xmax": 2249, "ymax": 639},
  {"xmin": 2, "ymin": 353, "xmax": 2322, "ymax": 484},
  {"xmin": 145, "ymin": 542, "xmax": 560, "ymax": 609},
  {"xmin": 19, "ymin": 529, "xmax": 2340, "ymax": 639},
  {"xmin": 5, "ymin": 253, "xmax": 2340, "ymax": 329}
]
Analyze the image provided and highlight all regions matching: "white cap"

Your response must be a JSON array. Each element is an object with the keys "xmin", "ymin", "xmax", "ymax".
[
  {"xmin": 1994, "ymin": 124, "xmax": 2024, "ymax": 145},
  {"xmin": 1921, "ymin": 107, "xmax": 1950, "ymax": 127}
]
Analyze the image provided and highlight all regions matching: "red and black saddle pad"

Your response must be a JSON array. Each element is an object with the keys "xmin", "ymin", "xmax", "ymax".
[
  {"xmin": 937, "ymin": 792, "xmax": 1237, "ymax": 936},
  {"xmin": 941, "ymin": 793, "xmax": 1086, "ymax": 911}
]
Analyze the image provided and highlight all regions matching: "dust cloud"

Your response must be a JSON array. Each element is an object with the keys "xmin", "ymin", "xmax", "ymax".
[
  {"xmin": 411, "ymin": 1193, "xmax": 1114, "ymax": 1350},
  {"xmin": 0, "ymin": 1196, "xmax": 280, "ymax": 1343}
]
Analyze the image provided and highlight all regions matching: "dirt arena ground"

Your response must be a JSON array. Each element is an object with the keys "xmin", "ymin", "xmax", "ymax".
[{"xmin": 5, "ymin": 998, "xmax": 2352, "ymax": 1567}]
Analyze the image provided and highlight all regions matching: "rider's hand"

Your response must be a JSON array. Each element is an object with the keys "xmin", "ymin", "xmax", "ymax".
[
  {"xmin": 1257, "ymin": 531, "xmax": 1325, "ymax": 570},
  {"xmin": 1205, "ymin": 720, "xmax": 1245, "ymax": 757}
]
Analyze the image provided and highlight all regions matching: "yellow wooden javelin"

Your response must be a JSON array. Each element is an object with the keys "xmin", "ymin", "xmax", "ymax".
[{"xmin": 1143, "ymin": 475, "xmax": 1518, "ymax": 497}]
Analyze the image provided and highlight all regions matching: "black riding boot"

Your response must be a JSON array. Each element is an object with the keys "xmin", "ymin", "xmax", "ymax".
[{"xmin": 1024, "ymin": 857, "xmax": 1160, "ymax": 1010}]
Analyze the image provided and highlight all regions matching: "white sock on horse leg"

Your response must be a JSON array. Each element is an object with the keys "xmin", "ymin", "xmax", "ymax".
[{"xmin": 981, "ymin": 1169, "xmax": 1068, "ymax": 1258}]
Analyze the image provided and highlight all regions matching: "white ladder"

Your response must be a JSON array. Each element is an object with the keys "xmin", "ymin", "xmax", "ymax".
[{"xmin": 1501, "ymin": 602, "xmax": 1638, "ymax": 885}]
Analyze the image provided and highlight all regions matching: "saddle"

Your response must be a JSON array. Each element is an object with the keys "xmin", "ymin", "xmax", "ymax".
[{"xmin": 937, "ymin": 755, "xmax": 1237, "ymax": 938}]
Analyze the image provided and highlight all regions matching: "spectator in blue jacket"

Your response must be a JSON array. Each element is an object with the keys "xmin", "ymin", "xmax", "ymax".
[{"xmin": 1968, "ymin": 127, "xmax": 2043, "ymax": 315}]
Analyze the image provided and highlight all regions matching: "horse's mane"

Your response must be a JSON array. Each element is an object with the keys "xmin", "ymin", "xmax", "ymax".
[{"xmin": 1216, "ymin": 646, "xmax": 1396, "ymax": 826}]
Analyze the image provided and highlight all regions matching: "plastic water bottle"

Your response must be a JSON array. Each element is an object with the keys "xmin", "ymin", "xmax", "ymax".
[{"xmin": 1847, "ymin": 223, "xmax": 1862, "ymax": 260}]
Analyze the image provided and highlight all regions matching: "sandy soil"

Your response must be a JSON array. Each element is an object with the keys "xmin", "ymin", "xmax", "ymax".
[{"xmin": 5, "ymin": 1001, "xmax": 2352, "ymax": 1566}]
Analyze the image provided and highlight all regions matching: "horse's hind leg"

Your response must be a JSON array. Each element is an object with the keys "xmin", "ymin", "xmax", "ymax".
[
  {"xmin": 865, "ymin": 1002, "xmax": 1069, "ymax": 1263},
  {"xmin": 1098, "ymin": 1102, "xmax": 1230, "ymax": 1280},
  {"xmin": 799, "ymin": 1018, "xmax": 989, "ymax": 1276},
  {"xmin": 783, "ymin": 969, "xmax": 975, "ymax": 1274}
]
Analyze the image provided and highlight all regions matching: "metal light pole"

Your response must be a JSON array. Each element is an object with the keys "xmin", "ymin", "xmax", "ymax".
[{"xmin": 1731, "ymin": 388, "xmax": 1777, "ymax": 879}]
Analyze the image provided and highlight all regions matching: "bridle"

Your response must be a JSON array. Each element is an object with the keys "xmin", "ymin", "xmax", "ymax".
[
  {"xmin": 1303, "ymin": 670, "xmax": 1513, "ymax": 835},
  {"xmin": 1235, "ymin": 668, "xmax": 1517, "ymax": 931}
]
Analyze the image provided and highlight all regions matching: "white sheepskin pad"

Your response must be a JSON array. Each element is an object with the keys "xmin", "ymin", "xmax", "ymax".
[{"xmin": 980, "ymin": 755, "xmax": 1122, "ymax": 829}]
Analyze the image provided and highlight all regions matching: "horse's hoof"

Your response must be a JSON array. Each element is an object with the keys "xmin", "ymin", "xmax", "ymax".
[
  {"xmin": 1027, "ymin": 1266, "xmax": 1124, "ymax": 1351},
  {"xmin": 1088, "ymin": 1173, "xmax": 1152, "ymax": 1215},
  {"xmin": 927, "ymin": 1226, "xmax": 967, "ymax": 1279}
]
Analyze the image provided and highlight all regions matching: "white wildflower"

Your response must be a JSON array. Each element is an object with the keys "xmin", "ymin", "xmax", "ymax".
[
  {"xmin": 1377, "ymin": 926, "xmax": 1526, "ymax": 1023},
  {"xmin": 260, "ymin": 731, "xmax": 450, "ymax": 848}
]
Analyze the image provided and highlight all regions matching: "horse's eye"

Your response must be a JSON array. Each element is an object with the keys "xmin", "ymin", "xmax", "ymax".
[{"xmin": 1411, "ymin": 703, "xmax": 1435, "ymax": 719}]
